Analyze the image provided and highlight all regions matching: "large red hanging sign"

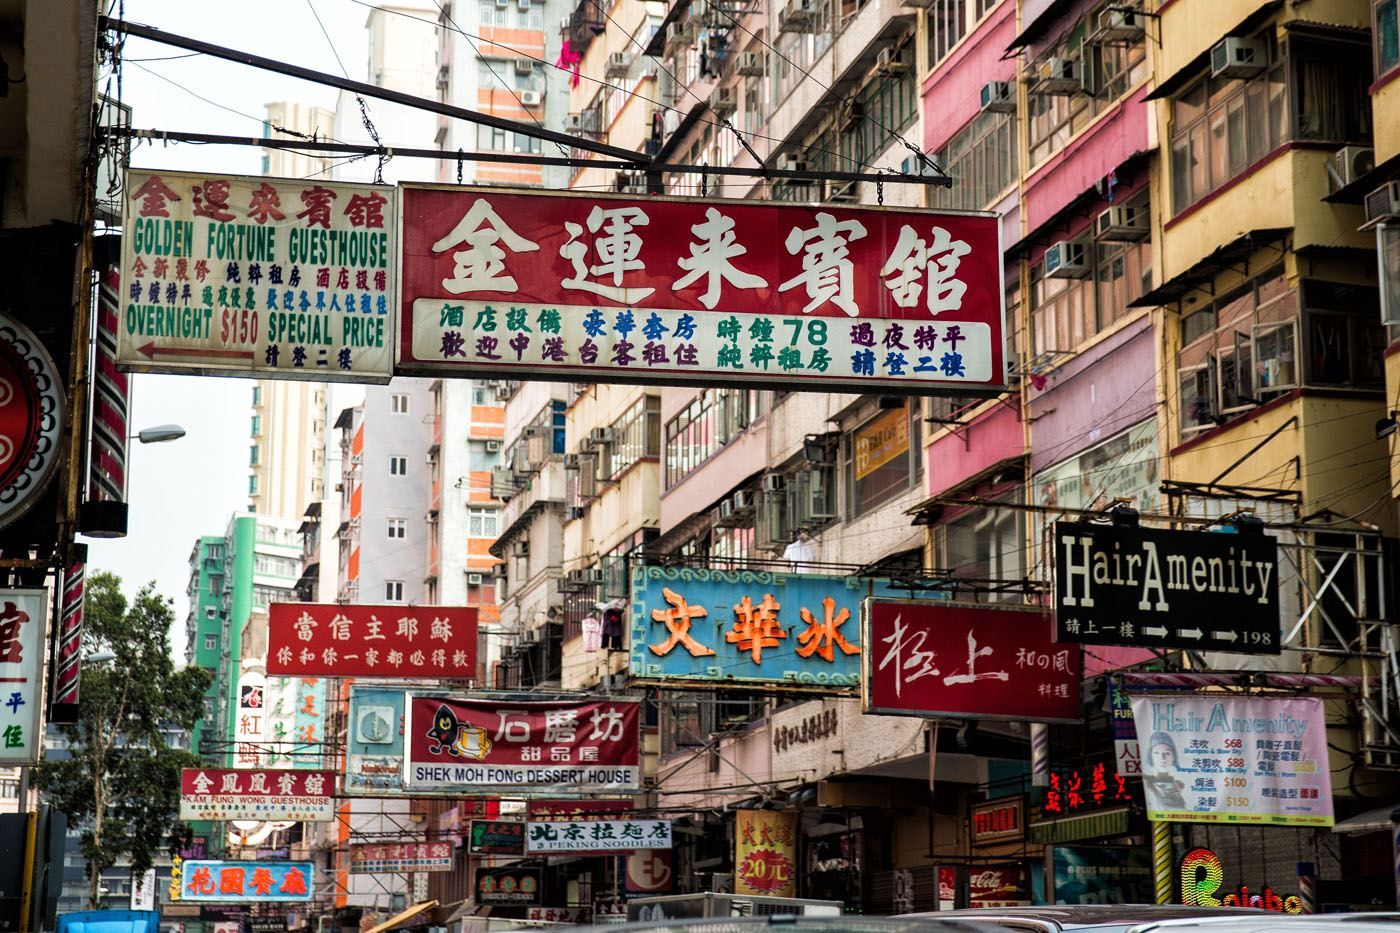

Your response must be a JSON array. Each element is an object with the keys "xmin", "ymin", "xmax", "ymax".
[{"xmin": 267, "ymin": 602, "xmax": 478, "ymax": 679}]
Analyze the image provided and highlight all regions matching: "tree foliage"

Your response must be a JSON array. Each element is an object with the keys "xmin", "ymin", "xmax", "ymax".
[{"xmin": 32, "ymin": 571, "xmax": 211, "ymax": 908}]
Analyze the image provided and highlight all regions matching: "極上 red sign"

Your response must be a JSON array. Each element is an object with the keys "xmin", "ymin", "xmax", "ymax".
[
  {"xmin": 267, "ymin": 603, "xmax": 477, "ymax": 678},
  {"xmin": 404, "ymin": 695, "xmax": 641, "ymax": 792},
  {"xmin": 861, "ymin": 600, "xmax": 1081, "ymax": 723},
  {"xmin": 398, "ymin": 187, "xmax": 1004, "ymax": 394}
]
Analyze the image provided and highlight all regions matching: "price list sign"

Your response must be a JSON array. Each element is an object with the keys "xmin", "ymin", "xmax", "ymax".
[
  {"xmin": 1128, "ymin": 695, "xmax": 1333, "ymax": 826},
  {"xmin": 119, "ymin": 169, "xmax": 396, "ymax": 382}
]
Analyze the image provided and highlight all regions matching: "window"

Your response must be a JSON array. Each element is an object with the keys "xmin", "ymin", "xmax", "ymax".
[
  {"xmin": 842, "ymin": 55, "xmax": 918, "ymax": 168},
  {"xmin": 473, "ymin": 385, "xmax": 488, "ymax": 404},
  {"xmin": 600, "ymin": 395, "xmax": 661, "ymax": 481},
  {"xmin": 385, "ymin": 580, "xmax": 405, "ymax": 601},
  {"xmin": 1028, "ymin": 6, "xmax": 1148, "ymax": 167},
  {"xmin": 937, "ymin": 490, "xmax": 1024, "ymax": 603},
  {"xmin": 387, "ymin": 518, "xmax": 407, "ymax": 539},
  {"xmin": 1378, "ymin": 0, "xmax": 1400, "ymax": 74},
  {"xmin": 250, "ymin": 415, "xmax": 261, "ymax": 436},
  {"xmin": 252, "ymin": 385, "xmax": 262, "ymax": 406},
  {"xmin": 248, "ymin": 475, "xmax": 258, "ymax": 495},
  {"xmin": 205, "ymin": 607, "xmax": 216, "ymax": 619},
  {"xmin": 204, "ymin": 634, "xmax": 217, "ymax": 651},
  {"xmin": 664, "ymin": 389, "xmax": 766, "ymax": 487},
  {"xmin": 927, "ymin": 0, "xmax": 968, "ymax": 71},
  {"xmin": 845, "ymin": 403, "xmax": 921, "ymax": 517},
  {"xmin": 389, "ymin": 455, "xmax": 407, "ymax": 476},
  {"xmin": 468, "ymin": 507, "xmax": 500, "ymax": 538},
  {"xmin": 927, "ymin": 112, "xmax": 1017, "ymax": 211},
  {"xmin": 391, "ymin": 393, "xmax": 410, "ymax": 414},
  {"xmin": 249, "ymin": 445, "xmax": 259, "ymax": 466}
]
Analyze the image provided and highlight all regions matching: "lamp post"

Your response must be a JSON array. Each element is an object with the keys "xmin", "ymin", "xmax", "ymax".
[{"xmin": 78, "ymin": 423, "xmax": 186, "ymax": 538}]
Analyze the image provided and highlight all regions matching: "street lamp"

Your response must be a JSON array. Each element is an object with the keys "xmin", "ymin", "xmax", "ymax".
[
  {"xmin": 79, "ymin": 423, "xmax": 187, "ymax": 538},
  {"xmin": 131, "ymin": 424, "xmax": 186, "ymax": 444},
  {"xmin": 84, "ymin": 650, "xmax": 116, "ymax": 664}
]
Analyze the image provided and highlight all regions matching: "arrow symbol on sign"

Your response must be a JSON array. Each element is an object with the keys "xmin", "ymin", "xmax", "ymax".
[
  {"xmin": 1212, "ymin": 630, "xmax": 1238, "ymax": 642},
  {"xmin": 136, "ymin": 341, "xmax": 256, "ymax": 361},
  {"xmin": 1143, "ymin": 625, "xmax": 1168, "ymax": 638},
  {"xmin": 1179, "ymin": 628, "xmax": 1204, "ymax": 640}
]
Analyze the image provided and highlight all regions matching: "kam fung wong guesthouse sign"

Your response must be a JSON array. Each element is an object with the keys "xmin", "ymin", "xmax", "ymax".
[
  {"xmin": 179, "ymin": 768, "xmax": 334, "ymax": 821},
  {"xmin": 398, "ymin": 187, "xmax": 1005, "ymax": 394},
  {"xmin": 118, "ymin": 170, "xmax": 395, "ymax": 381}
]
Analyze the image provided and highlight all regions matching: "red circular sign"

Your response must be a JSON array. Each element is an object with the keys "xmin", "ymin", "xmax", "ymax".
[{"xmin": 0, "ymin": 314, "xmax": 63, "ymax": 530}]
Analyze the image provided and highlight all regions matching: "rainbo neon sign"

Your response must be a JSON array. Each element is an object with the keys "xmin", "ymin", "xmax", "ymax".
[{"xmin": 1179, "ymin": 847, "xmax": 1302, "ymax": 913}]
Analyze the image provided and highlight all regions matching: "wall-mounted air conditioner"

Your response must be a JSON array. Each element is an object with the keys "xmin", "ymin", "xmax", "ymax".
[
  {"xmin": 1043, "ymin": 240, "xmax": 1090, "ymax": 279},
  {"xmin": 1210, "ymin": 37, "xmax": 1265, "ymax": 79},
  {"xmin": 979, "ymin": 81, "xmax": 1015, "ymax": 113},
  {"xmin": 1094, "ymin": 204, "xmax": 1148, "ymax": 242}
]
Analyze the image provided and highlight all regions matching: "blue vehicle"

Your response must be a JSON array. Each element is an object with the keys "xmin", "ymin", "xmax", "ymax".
[{"xmin": 55, "ymin": 910, "xmax": 160, "ymax": 933}]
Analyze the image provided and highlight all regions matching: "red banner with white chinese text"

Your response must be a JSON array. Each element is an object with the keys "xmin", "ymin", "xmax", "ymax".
[
  {"xmin": 267, "ymin": 602, "xmax": 478, "ymax": 679},
  {"xmin": 861, "ymin": 600, "xmax": 1081, "ymax": 723},
  {"xmin": 399, "ymin": 187, "xmax": 1004, "ymax": 395}
]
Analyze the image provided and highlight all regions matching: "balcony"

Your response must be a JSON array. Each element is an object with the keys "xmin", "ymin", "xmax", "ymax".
[{"xmin": 498, "ymin": 460, "xmax": 567, "ymax": 544}]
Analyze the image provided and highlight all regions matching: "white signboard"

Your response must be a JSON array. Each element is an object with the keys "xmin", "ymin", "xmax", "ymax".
[
  {"xmin": 524, "ymin": 819, "xmax": 672, "ymax": 853},
  {"xmin": 0, "ymin": 589, "xmax": 47, "ymax": 765},
  {"xmin": 130, "ymin": 868, "xmax": 156, "ymax": 911},
  {"xmin": 118, "ymin": 169, "xmax": 396, "ymax": 382}
]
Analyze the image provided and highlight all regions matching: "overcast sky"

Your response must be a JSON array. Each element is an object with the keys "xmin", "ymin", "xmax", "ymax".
[{"xmin": 83, "ymin": 0, "xmax": 394, "ymax": 653}]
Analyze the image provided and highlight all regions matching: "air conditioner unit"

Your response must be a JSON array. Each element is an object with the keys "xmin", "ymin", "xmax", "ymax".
[
  {"xmin": 559, "ymin": 16, "xmax": 573, "ymax": 34},
  {"xmin": 1043, "ymin": 240, "xmax": 1090, "ymax": 279},
  {"xmin": 1210, "ymin": 37, "xmax": 1265, "ymax": 79},
  {"xmin": 520, "ymin": 89, "xmax": 543, "ymax": 107},
  {"xmin": 568, "ymin": 506, "xmax": 586, "ymax": 520},
  {"xmin": 467, "ymin": 573, "xmax": 484, "ymax": 586},
  {"xmin": 827, "ymin": 179, "xmax": 858, "ymax": 203},
  {"xmin": 567, "ymin": 113, "xmax": 585, "ymax": 132},
  {"xmin": 732, "ymin": 490, "xmax": 754, "ymax": 511},
  {"xmin": 1094, "ymin": 204, "xmax": 1148, "ymax": 242},
  {"xmin": 1365, "ymin": 181, "xmax": 1400, "ymax": 224},
  {"xmin": 1034, "ymin": 57, "xmax": 1080, "ymax": 95},
  {"xmin": 736, "ymin": 51, "xmax": 765, "ymax": 75},
  {"xmin": 719, "ymin": 499, "xmax": 736, "ymax": 519},
  {"xmin": 839, "ymin": 101, "xmax": 863, "ymax": 132},
  {"xmin": 979, "ymin": 80, "xmax": 1015, "ymax": 113},
  {"xmin": 667, "ymin": 20, "xmax": 698, "ymax": 46},
  {"xmin": 606, "ymin": 51, "xmax": 632, "ymax": 78},
  {"xmin": 565, "ymin": 569, "xmax": 584, "ymax": 585},
  {"xmin": 584, "ymin": 568, "xmax": 606, "ymax": 585},
  {"xmin": 762, "ymin": 474, "xmax": 786, "ymax": 492},
  {"xmin": 589, "ymin": 427, "xmax": 613, "ymax": 445},
  {"xmin": 1333, "ymin": 146, "xmax": 1375, "ymax": 189},
  {"xmin": 1095, "ymin": 7, "xmax": 1144, "ymax": 42},
  {"xmin": 492, "ymin": 562, "xmax": 508, "ymax": 578},
  {"xmin": 514, "ymin": 59, "xmax": 534, "ymax": 76},
  {"xmin": 710, "ymin": 86, "xmax": 738, "ymax": 115},
  {"xmin": 486, "ymin": 440, "xmax": 502, "ymax": 452},
  {"xmin": 518, "ymin": 0, "xmax": 530, "ymax": 9},
  {"xmin": 564, "ymin": 453, "xmax": 581, "ymax": 470},
  {"xmin": 513, "ymin": 541, "xmax": 530, "ymax": 557},
  {"xmin": 777, "ymin": 2, "xmax": 816, "ymax": 33},
  {"xmin": 875, "ymin": 47, "xmax": 907, "ymax": 75},
  {"xmin": 494, "ymin": 385, "xmax": 512, "ymax": 401}
]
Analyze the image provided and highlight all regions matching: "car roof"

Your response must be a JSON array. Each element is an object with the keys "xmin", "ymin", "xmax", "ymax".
[
  {"xmin": 901, "ymin": 906, "xmax": 1272, "ymax": 930},
  {"xmin": 1129, "ymin": 914, "xmax": 1400, "ymax": 933}
]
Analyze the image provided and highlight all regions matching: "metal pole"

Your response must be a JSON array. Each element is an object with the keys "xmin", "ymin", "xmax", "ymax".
[{"xmin": 1152, "ymin": 821, "xmax": 1173, "ymax": 905}]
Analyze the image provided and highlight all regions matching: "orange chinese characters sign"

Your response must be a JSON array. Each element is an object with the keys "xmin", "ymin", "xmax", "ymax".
[{"xmin": 735, "ymin": 810, "xmax": 797, "ymax": 897}]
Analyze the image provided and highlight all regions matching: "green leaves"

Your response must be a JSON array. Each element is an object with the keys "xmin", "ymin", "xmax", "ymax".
[{"xmin": 32, "ymin": 571, "xmax": 213, "ymax": 906}]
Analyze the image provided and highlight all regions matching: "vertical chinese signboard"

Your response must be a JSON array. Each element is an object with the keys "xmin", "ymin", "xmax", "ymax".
[
  {"xmin": 267, "ymin": 603, "xmax": 478, "ymax": 679},
  {"xmin": 0, "ymin": 589, "xmax": 46, "ymax": 764},
  {"xmin": 631, "ymin": 566, "xmax": 908, "ymax": 690},
  {"xmin": 734, "ymin": 810, "xmax": 797, "ymax": 897},
  {"xmin": 234, "ymin": 669, "xmax": 266, "ymax": 767},
  {"xmin": 861, "ymin": 600, "xmax": 1081, "ymax": 722},
  {"xmin": 264, "ymin": 675, "xmax": 327, "ymax": 768},
  {"xmin": 403, "ymin": 694, "xmax": 641, "ymax": 793},
  {"xmin": 118, "ymin": 170, "xmax": 396, "ymax": 381},
  {"xmin": 398, "ymin": 187, "xmax": 1005, "ymax": 395},
  {"xmin": 1129, "ymin": 695, "xmax": 1333, "ymax": 826}
]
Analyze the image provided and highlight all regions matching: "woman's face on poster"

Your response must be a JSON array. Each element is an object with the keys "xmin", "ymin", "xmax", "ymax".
[{"xmin": 1150, "ymin": 742, "xmax": 1175, "ymax": 772}]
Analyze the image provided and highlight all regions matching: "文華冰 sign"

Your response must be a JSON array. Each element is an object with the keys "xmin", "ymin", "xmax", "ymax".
[
  {"xmin": 118, "ymin": 170, "xmax": 396, "ymax": 381},
  {"xmin": 267, "ymin": 603, "xmax": 478, "ymax": 679},
  {"xmin": 1054, "ymin": 522, "xmax": 1280, "ymax": 654},
  {"xmin": 403, "ymin": 694, "xmax": 641, "ymax": 793},
  {"xmin": 524, "ymin": 818, "xmax": 672, "ymax": 853},
  {"xmin": 630, "ymin": 566, "xmax": 908, "ymax": 691},
  {"xmin": 398, "ymin": 187, "xmax": 1005, "ymax": 395},
  {"xmin": 0, "ymin": 589, "xmax": 47, "ymax": 765},
  {"xmin": 861, "ymin": 600, "xmax": 1081, "ymax": 723},
  {"xmin": 178, "ymin": 768, "xmax": 334, "ymax": 822},
  {"xmin": 349, "ymin": 841, "xmax": 453, "ymax": 873},
  {"xmin": 1129, "ymin": 695, "xmax": 1333, "ymax": 826},
  {"xmin": 177, "ymin": 860, "xmax": 314, "ymax": 903}
]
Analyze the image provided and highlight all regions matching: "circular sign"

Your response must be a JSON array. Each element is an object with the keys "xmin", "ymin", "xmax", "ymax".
[{"xmin": 0, "ymin": 313, "xmax": 63, "ymax": 530}]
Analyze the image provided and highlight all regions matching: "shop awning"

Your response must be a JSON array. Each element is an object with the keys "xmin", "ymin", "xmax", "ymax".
[
  {"xmin": 1128, "ymin": 227, "xmax": 1289, "ymax": 308},
  {"xmin": 1330, "ymin": 804, "xmax": 1400, "ymax": 834},
  {"xmin": 365, "ymin": 899, "xmax": 439, "ymax": 933}
]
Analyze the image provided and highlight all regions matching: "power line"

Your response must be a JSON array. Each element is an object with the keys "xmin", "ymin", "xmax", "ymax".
[{"xmin": 303, "ymin": 0, "xmax": 388, "ymax": 182}]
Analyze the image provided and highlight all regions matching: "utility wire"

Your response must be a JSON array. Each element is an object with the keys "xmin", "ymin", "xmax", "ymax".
[{"xmin": 304, "ymin": 0, "xmax": 388, "ymax": 182}]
